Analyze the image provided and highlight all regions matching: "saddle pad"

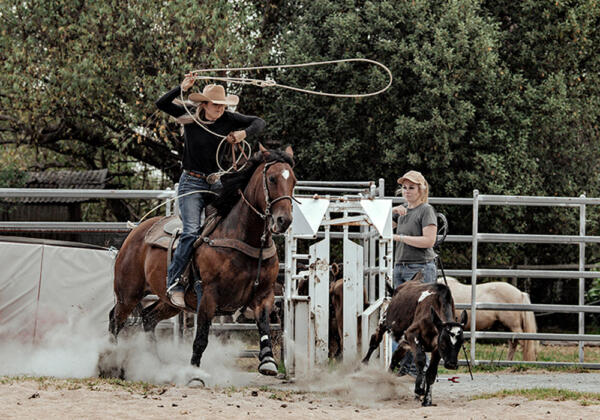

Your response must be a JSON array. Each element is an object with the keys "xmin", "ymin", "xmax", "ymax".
[
  {"xmin": 144, "ymin": 215, "xmax": 181, "ymax": 249},
  {"xmin": 144, "ymin": 214, "xmax": 222, "ymax": 250}
]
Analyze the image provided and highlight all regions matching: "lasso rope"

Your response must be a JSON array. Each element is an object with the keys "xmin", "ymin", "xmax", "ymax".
[
  {"xmin": 179, "ymin": 58, "xmax": 392, "ymax": 176},
  {"xmin": 126, "ymin": 189, "xmax": 219, "ymax": 229},
  {"xmin": 131, "ymin": 59, "xmax": 392, "ymax": 228},
  {"xmin": 187, "ymin": 58, "xmax": 393, "ymax": 98}
]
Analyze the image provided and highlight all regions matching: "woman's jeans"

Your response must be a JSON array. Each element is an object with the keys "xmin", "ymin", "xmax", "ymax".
[
  {"xmin": 166, "ymin": 172, "xmax": 218, "ymax": 290},
  {"xmin": 391, "ymin": 260, "xmax": 437, "ymax": 374},
  {"xmin": 393, "ymin": 260, "xmax": 437, "ymax": 288}
]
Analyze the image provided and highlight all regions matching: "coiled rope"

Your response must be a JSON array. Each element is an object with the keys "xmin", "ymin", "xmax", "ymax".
[
  {"xmin": 128, "ymin": 59, "xmax": 392, "ymax": 228},
  {"xmin": 179, "ymin": 58, "xmax": 392, "ymax": 175}
]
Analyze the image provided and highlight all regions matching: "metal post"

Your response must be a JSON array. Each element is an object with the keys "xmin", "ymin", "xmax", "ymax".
[
  {"xmin": 378, "ymin": 178, "xmax": 385, "ymax": 198},
  {"xmin": 579, "ymin": 194, "xmax": 586, "ymax": 362},
  {"xmin": 283, "ymin": 223, "xmax": 295, "ymax": 375},
  {"xmin": 173, "ymin": 183, "xmax": 180, "ymax": 219},
  {"xmin": 471, "ymin": 190, "xmax": 479, "ymax": 363},
  {"xmin": 165, "ymin": 187, "xmax": 173, "ymax": 216}
]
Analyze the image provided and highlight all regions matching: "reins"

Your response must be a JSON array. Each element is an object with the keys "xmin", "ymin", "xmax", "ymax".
[
  {"xmin": 126, "ymin": 189, "xmax": 219, "ymax": 229},
  {"xmin": 237, "ymin": 160, "xmax": 297, "ymax": 287}
]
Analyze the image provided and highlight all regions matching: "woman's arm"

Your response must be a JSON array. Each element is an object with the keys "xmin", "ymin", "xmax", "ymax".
[
  {"xmin": 155, "ymin": 86, "xmax": 186, "ymax": 118},
  {"xmin": 228, "ymin": 112, "xmax": 266, "ymax": 138},
  {"xmin": 394, "ymin": 224, "xmax": 437, "ymax": 248}
]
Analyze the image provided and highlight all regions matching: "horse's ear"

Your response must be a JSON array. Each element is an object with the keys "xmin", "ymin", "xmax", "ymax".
[
  {"xmin": 258, "ymin": 143, "xmax": 270, "ymax": 160},
  {"xmin": 459, "ymin": 309, "xmax": 468, "ymax": 327},
  {"xmin": 284, "ymin": 145, "xmax": 294, "ymax": 157},
  {"xmin": 431, "ymin": 307, "xmax": 444, "ymax": 331}
]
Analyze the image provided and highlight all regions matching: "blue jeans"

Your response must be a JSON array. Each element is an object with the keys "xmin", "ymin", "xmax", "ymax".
[
  {"xmin": 393, "ymin": 260, "xmax": 437, "ymax": 288},
  {"xmin": 166, "ymin": 172, "xmax": 217, "ymax": 289}
]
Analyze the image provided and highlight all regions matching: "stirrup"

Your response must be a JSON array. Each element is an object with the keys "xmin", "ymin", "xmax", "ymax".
[{"xmin": 166, "ymin": 281, "xmax": 181, "ymax": 295}]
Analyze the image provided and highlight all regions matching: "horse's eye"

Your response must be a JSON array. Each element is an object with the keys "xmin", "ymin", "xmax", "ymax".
[{"xmin": 269, "ymin": 175, "xmax": 277, "ymax": 184}]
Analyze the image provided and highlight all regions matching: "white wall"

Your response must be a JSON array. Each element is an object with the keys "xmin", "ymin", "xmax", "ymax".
[{"xmin": 0, "ymin": 241, "xmax": 116, "ymax": 343}]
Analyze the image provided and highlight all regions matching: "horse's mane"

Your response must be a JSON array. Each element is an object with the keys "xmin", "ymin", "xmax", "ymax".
[{"xmin": 212, "ymin": 149, "xmax": 295, "ymax": 217}]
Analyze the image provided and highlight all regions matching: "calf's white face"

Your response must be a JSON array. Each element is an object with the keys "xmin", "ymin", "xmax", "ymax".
[{"xmin": 431, "ymin": 308, "xmax": 468, "ymax": 370}]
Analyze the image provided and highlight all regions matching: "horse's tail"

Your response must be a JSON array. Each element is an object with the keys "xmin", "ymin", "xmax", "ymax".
[{"xmin": 521, "ymin": 291, "xmax": 538, "ymax": 361}]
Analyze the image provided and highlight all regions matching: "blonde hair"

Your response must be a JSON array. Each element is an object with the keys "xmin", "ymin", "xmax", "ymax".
[
  {"xmin": 175, "ymin": 102, "xmax": 216, "ymax": 125},
  {"xmin": 396, "ymin": 178, "xmax": 430, "ymax": 205},
  {"xmin": 416, "ymin": 180, "xmax": 429, "ymax": 205}
]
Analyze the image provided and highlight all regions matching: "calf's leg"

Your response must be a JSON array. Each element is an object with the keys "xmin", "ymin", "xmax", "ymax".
[
  {"xmin": 361, "ymin": 321, "xmax": 387, "ymax": 364},
  {"xmin": 421, "ymin": 351, "xmax": 441, "ymax": 407},
  {"xmin": 412, "ymin": 340, "xmax": 427, "ymax": 396},
  {"xmin": 389, "ymin": 334, "xmax": 411, "ymax": 372}
]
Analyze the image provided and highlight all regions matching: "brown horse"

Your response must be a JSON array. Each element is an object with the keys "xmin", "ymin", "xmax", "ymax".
[
  {"xmin": 442, "ymin": 276, "xmax": 538, "ymax": 361},
  {"xmin": 109, "ymin": 145, "xmax": 296, "ymax": 375}
]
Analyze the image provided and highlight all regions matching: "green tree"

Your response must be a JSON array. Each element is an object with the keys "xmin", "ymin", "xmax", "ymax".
[{"xmin": 0, "ymin": 1, "xmax": 265, "ymax": 178}]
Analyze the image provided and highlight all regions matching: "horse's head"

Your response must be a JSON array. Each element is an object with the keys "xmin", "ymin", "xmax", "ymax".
[{"xmin": 257, "ymin": 144, "xmax": 296, "ymax": 233}]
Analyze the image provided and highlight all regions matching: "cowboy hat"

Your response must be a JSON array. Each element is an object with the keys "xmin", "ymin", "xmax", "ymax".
[{"xmin": 188, "ymin": 84, "xmax": 239, "ymax": 106}]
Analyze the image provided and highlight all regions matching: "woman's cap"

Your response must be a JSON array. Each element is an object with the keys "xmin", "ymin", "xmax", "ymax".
[
  {"xmin": 397, "ymin": 170, "xmax": 426, "ymax": 185},
  {"xmin": 189, "ymin": 84, "xmax": 239, "ymax": 106}
]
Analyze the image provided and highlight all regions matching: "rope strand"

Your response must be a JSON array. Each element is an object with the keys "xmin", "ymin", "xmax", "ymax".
[{"xmin": 186, "ymin": 58, "xmax": 393, "ymax": 98}]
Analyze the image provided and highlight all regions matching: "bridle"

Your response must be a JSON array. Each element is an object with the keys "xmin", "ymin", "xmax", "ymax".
[
  {"xmin": 238, "ymin": 160, "xmax": 298, "ymax": 228},
  {"xmin": 238, "ymin": 159, "xmax": 298, "ymax": 287}
]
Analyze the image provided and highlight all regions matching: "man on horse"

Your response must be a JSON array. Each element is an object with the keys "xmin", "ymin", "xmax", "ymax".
[{"xmin": 156, "ymin": 76, "xmax": 266, "ymax": 308}]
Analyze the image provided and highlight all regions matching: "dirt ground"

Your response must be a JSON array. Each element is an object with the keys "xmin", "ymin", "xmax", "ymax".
[
  {"xmin": 2, "ymin": 329, "xmax": 600, "ymax": 419},
  {"xmin": 3, "ymin": 371, "xmax": 600, "ymax": 420}
]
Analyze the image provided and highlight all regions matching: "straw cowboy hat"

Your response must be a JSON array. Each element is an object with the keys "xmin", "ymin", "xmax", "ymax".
[{"xmin": 189, "ymin": 84, "xmax": 239, "ymax": 106}]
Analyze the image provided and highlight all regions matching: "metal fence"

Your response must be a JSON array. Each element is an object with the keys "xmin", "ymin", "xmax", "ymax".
[
  {"xmin": 2, "ymin": 184, "xmax": 600, "ymax": 367},
  {"xmin": 422, "ymin": 191, "xmax": 600, "ymax": 368}
]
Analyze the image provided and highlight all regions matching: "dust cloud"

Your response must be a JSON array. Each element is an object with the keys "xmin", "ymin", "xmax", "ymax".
[
  {"xmin": 0, "ymin": 318, "xmax": 256, "ymax": 387},
  {"xmin": 291, "ymin": 357, "xmax": 411, "ymax": 406}
]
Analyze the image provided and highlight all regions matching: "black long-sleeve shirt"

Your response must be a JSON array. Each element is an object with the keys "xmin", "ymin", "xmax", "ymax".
[{"xmin": 155, "ymin": 86, "xmax": 266, "ymax": 174}]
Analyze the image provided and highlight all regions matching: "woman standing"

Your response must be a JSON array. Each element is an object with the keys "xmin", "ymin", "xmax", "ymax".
[
  {"xmin": 392, "ymin": 170, "xmax": 438, "ymax": 287},
  {"xmin": 156, "ymin": 76, "xmax": 266, "ymax": 308}
]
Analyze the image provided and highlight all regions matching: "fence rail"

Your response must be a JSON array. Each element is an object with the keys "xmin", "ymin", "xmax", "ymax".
[{"xmin": 2, "ymin": 185, "xmax": 600, "ymax": 366}]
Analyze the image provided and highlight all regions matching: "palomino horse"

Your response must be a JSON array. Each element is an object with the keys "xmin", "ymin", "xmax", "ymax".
[
  {"xmin": 109, "ymin": 145, "xmax": 296, "ymax": 375},
  {"xmin": 442, "ymin": 277, "xmax": 538, "ymax": 360}
]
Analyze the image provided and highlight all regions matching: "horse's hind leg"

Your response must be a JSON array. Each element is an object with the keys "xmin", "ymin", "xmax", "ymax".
[
  {"xmin": 255, "ymin": 304, "xmax": 277, "ymax": 376},
  {"xmin": 142, "ymin": 301, "xmax": 180, "ymax": 334},
  {"xmin": 507, "ymin": 339, "xmax": 518, "ymax": 361},
  {"xmin": 109, "ymin": 296, "xmax": 142, "ymax": 340}
]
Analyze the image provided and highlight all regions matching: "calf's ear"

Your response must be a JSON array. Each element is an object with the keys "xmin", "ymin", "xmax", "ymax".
[
  {"xmin": 459, "ymin": 309, "xmax": 468, "ymax": 326},
  {"xmin": 430, "ymin": 307, "xmax": 444, "ymax": 331}
]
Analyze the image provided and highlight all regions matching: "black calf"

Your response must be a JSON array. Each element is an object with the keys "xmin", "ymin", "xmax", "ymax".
[{"xmin": 363, "ymin": 280, "xmax": 467, "ymax": 406}]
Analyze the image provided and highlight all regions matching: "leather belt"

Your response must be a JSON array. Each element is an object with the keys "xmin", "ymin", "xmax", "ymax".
[{"xmin": 184, "ymin": 170, "xmax": 207, "ymax": 180}]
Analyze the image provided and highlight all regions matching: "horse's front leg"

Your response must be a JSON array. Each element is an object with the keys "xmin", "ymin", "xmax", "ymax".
[
  {"xmin": 255, "ymin": 301, "xmax": 278, "ymax": 376},
  {"xmin": 422, "ymin": 350, "xmax": 441, "ymax": 407},
  {"xmin": 191, "ymin": 293, "xmax": 216, "ymax": 367}
]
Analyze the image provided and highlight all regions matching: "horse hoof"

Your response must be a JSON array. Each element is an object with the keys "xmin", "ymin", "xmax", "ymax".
[
  {"xmin": 187, "ymin": 377, "xmax": 206, "ymax": 388},
  {"xmin": 258, "ymin": 357, "xmax": 278, "ymax": 376}
]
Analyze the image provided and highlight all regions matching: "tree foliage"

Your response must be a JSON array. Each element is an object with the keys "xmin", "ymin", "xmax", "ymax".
[
  {"xmin": 0, "ymin": 0, "xmax": 265, "ymax": 181},
  {"xmin": 2, "ymin": 0, "xmax": 600, "ymax": 271}
]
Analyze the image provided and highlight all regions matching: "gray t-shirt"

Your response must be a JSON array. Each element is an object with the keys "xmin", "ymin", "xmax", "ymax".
[{"xmin": 394, "ymin": 203, "xmax": 438, "ymax": 264}]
